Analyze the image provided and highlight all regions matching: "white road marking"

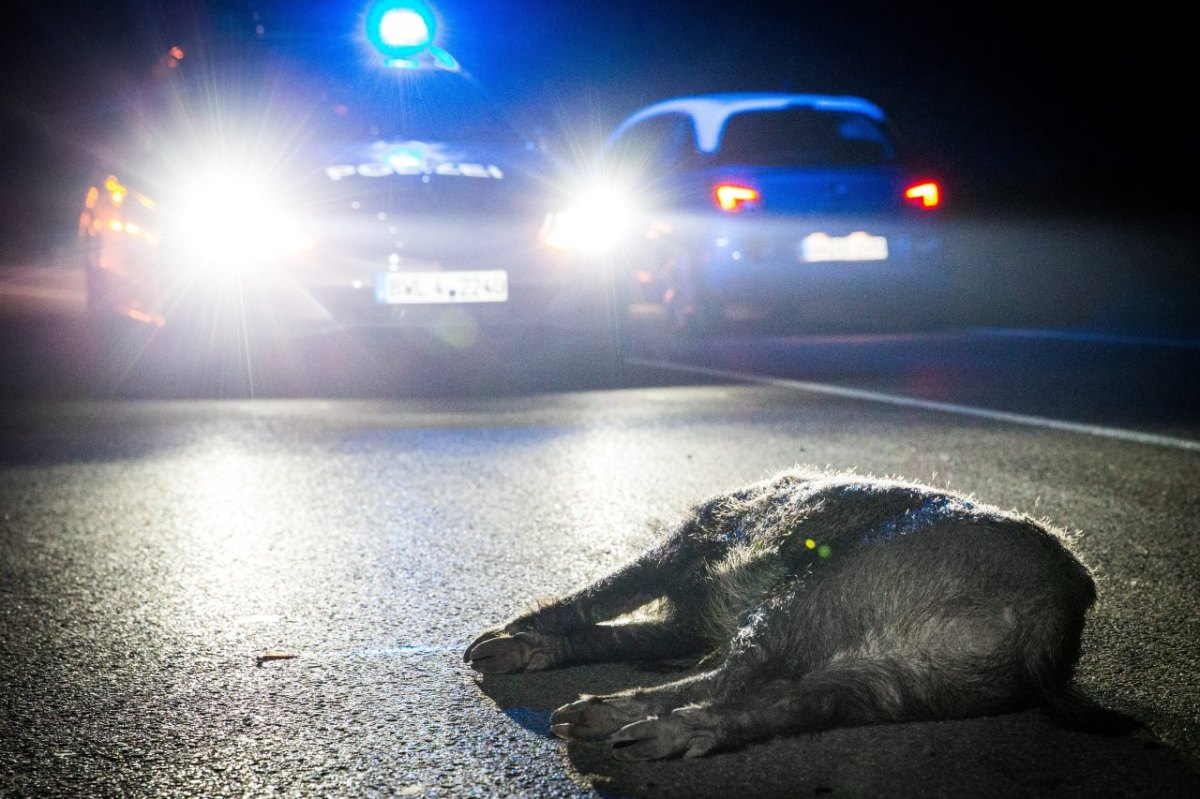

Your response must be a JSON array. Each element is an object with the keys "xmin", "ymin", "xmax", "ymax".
[
  {"xmin": 973, "ymin": 327, "xmax": 1200, "ymax": 350},
  {"xmin": 627, "ymin": 357, "xmax": 1200, "ymax": 453}
]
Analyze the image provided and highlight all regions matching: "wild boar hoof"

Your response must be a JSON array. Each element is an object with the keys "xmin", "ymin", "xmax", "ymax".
[
  {"xmin": 465, "ymin": 631, "xmax": 555, "ymax": 674},
  {"xmin": 551, "ymin": 695, "xmax": 647, "ymax": 740},
  {"xmin": 609, "ymin": 706, "xmax": 718, "ymax": 761}
]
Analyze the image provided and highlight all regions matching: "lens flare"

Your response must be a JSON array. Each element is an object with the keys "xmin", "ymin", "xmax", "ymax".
[
  {"xmin": 541, "ymin": 187, "xmax": 635, "ymax": 254},
  {"xmin": 170, "ymin": 172, "xmax": 313, "ymax": 273}
]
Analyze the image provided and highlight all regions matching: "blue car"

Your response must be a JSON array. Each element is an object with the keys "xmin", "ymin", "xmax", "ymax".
[{"xmin": 558, "ymin": 93, "xmax": 946, "ymax": 335}]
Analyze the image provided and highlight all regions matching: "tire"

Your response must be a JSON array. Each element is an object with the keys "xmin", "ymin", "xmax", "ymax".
[
  {"xmin": 519, "ymin": 316, "xmax": 625, "ymax": 393},
  {"xmin": 661, "ymin": 251, "xmax": 717, "ymax": 337},
  {"xmin": 571, "ymin": 320, "xmax": 625, "ymax": 390},
  {"xmin": 83, "ymin": 257, "xmax": 150, "ymax": 393}
]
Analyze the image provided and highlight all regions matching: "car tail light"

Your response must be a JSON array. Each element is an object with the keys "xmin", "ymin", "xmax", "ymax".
[
  {"xmin": 714, "ymin": 183, "xmax": 760, "ymax": 212},
  {"xmin": 904, "ymin": 180, "xmax": 941, "ymax": 209}
]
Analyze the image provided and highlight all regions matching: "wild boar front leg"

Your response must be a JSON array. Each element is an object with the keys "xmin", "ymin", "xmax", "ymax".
[
  {"xmin": 465, "ymin": 528, "xmax": 719, "ymax": 672},
  {"xmin": 465, "ymin": 619, "xmax": 707, "ymax": 674}
]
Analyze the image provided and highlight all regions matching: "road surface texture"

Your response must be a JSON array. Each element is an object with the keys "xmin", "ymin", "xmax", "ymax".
[{"xmin": 1, "ymin": 389, "xmax": 1198, "ymax": 798}]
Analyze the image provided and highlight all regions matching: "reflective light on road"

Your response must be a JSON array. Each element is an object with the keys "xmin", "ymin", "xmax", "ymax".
[{"xmin": 165, "ymin": 443, "xmax": 296, "ymax": 626}]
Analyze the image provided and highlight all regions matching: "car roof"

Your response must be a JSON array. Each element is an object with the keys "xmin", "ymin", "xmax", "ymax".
[{"xmin": 609, "ymin": 92, "xmax": 888, "ymax": 153}]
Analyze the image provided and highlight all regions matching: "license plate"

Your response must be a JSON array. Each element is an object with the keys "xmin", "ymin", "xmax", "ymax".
[
  {"xmin": 799, "ymin": 232, "xmax": 889, "ymax": 262},
  {"xmin": 375, "ymin": 270, "xmax": 508, "ymax": 304}
]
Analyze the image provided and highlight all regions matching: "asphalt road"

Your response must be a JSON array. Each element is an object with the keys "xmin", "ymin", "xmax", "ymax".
[
  {"xmin": 2, "ymin": 387, "xmax": 1199, "ymax": 798},
  {"xmin": 1, "ymin": 226, "xmax": 1199, "ymax": 797}
]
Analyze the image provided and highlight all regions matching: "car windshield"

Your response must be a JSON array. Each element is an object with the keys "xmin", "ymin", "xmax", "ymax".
[
  {"xmin": 715, "ymin": 108, "xmax": 896, "ymax": 167},
  {"xmin": 314, "ymin": 71, "xmax": 528, "ymax": 146}
]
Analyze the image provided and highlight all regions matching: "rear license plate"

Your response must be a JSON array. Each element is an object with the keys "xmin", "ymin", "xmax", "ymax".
[
  {"xmin": 375, "ymin": 270, "xmax": 508, "ymax": 304},
  {"xmin": 799, "ymin": 232, "xmax": 888, "ymax": 262}
]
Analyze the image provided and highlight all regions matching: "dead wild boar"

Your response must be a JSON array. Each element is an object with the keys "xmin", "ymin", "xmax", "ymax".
[{"xmin": 464, "ymin": 467, "xmax": 1139, "ymax": 761}]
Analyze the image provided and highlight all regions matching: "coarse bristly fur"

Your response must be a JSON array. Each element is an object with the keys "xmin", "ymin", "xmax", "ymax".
[{"xmin": 464, "ymin": 466, "xmax": 1141, "ymax": 761}]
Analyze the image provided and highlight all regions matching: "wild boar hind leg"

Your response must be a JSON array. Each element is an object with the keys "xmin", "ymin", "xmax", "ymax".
[{"xmin": 579, "ymin": 663, "xmax": 924, "ymax": 761}]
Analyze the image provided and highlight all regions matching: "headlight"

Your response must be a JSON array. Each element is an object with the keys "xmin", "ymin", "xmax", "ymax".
[
  {"xmin": 168, "ymin": 172, "xmax": 314, "ymax": 272},
  {"xmin": 540, "ymin": 187, "xmax": 635, "ymax": 255}
]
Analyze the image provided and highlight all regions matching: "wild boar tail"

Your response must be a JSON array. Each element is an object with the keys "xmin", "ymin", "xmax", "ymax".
[{"xmin": 1040, "ymin": 681, "xmax": 1144, "ymax": 736}]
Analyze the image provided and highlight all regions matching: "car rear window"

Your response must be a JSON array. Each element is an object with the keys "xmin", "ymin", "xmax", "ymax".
[{"xmin": 715, "ymin": 108, "xmax": 896, "ymax": 167}]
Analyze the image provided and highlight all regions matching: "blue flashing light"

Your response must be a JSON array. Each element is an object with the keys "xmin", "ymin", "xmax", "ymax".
[{"xmin": 365, "ymin": 0, "xmax": 437, "ymax": 59}]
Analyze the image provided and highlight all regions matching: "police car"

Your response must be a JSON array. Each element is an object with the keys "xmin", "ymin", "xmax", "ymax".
[
  {"xmin": 78, "ymin": 1, "xmax": 620, "ymax": 393},
  {"xmin": 554, "ymin": 93, "xmax": 946, "ymax": 335}
]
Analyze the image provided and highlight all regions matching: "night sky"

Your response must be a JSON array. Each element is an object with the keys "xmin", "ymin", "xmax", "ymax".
[{"xmin": 1, "ymin": 1, "xmax": 1193, "ymax": 261}]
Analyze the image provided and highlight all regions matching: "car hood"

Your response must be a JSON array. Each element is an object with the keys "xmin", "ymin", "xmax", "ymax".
[{"xmin": 289, "ymin": 137, "xmax": 556, "ymax": 261}]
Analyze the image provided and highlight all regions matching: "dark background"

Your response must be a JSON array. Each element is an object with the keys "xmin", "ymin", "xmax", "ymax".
[{"xmin": 1, "ymin": 0, "xmax": 1194, "ymax": 263}]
